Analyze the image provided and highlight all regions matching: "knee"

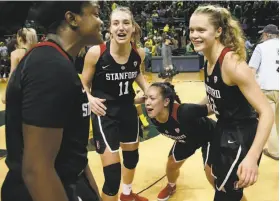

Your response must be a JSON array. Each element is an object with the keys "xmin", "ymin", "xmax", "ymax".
[
  {"xmin": 102, "ymin": 163, "xmax": 121, "ymax": 196},
  {"xmin": 122, "ymin": 149, "xmax": 139, "ymax": 170}
]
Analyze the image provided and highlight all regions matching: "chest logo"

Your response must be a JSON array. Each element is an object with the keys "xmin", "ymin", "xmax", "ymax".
[
  {"xmin": 121, "ymin": 66, "xmax": 126, "ymax": 70},
  {"xmin": 214, "ymin": 76, "xmax": 218, "ymax": 83},
  {"xmin": 134, "ymin": 61, "xmax": 137, "ymax": 67},
  {"xmin": 102, "ymin": 64, "xmax": 110, "ymax": 69},
  {"xmin": 206, "ymin": 77, "xmax": 209, "ymax": 82},
  {"xmin": 175, "ymin": 128, "xmax": 180, "ymax": 133},
  {"xmin": 165, "ymin": 130, "xmax": 169, "ymax": 134}
]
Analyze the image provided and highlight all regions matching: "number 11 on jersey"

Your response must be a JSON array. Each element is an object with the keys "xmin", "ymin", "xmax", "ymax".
[{"xmin": 119, "ymin": 81, "xmax": 129, "ymax": 96}]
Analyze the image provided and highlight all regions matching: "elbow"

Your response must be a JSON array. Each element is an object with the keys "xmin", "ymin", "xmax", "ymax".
[{"xmin": 258, "ymin": 105, "xmax": 274, "ymax": 123}]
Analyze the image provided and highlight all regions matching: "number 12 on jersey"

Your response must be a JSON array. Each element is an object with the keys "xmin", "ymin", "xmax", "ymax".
[{"xmin": 119, "ymin": 81, "xmax": 129, "ymax": 96}]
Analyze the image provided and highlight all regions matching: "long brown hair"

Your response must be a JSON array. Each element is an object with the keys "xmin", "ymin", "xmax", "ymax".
[
  {"xmin": 109, "ymin": 7, "xmax": 142, "ymax": 44},
  {"xmin": 194, "ymin": 5, "xmax": 246, "ymax": 61}
]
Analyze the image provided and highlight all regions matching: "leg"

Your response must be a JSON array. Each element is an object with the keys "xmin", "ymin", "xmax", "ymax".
[
  {"xmin": 205, "ymin": 164, "xmax": 215, "ymax": 188},
  {"xmin": 213, "ymin": 120, "xmax": 258, "ymax": 201},
  {"xmin": 200, "ymin": 118, "xmax": 217, "ymax": 188},
  {"xmin": 120, "ymin": 142, "xmax": 139, "ymax": 187},
  {"xmin": 158, "ymin": 141, "xmax": 194, "ymax": 201},
  {"xmin": 157, "ymin": 153, "xmax": 185, "ymax": 201},
  {"xmin": 100, "ymin": 148, "xmax": 121, "ymax": 201},
  {"xmin": 166, "ymin": 155, "xmax": 185, "ymax": 183},
  {"xmin": 167, "ymin": 141, "xmax": 195, "ymax": 184},
  {"xmin": 120, "ymin": 142, "xmax": 148, "ymax": 201},
  {"xmin": 263, "ymin": 91, "xmax": 278, "ymax": 159},
  {"xmin": 274, "ymin": 91, "xmax": 279, "ymax": 136},
  {"xmin": 91, "ymin": 114, "xmax": 122, "ymax": 201},
  {"xmin": 119, "ymin": 107, "xmax": 140, "ymax": 188},
  {"xmin": 119, "ymin": 106, "xmax": 148, "ymax": 201}
]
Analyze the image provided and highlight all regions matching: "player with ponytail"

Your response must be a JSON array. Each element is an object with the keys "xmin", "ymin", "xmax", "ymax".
[
  {"xmin": 190, "ymin": 5, "xmax": 273, "ymax": 201},
  {"xmin": 137, "ymin": 82, "xmax": 216, "ymax": 200}
]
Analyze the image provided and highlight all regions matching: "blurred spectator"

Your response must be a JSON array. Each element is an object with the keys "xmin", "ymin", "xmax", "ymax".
[
  {"xmin": 245, "ymin": 36, "xmax": 254, "ymax": 60},
  {"xmin": 161, "ymin": 35, "xmax": 175, "ymax": 71},
  {"xmin": 151, "ymin": 10, "xmax": 159, "ymax": 18},
  {"xmin": 155, "ymin": 39, "xmax": 162, "ymax": 56},
  {"xmin": 185, "ymin": 40, "xmax": 194, "ymax": 55},
  {"xmin": 2, "ymin": 27, "xmax": 38, "ymax": 103},
  {"xmin": 144, "ymin": 36, "xmax": 153, "ymax": 50},
  {"xmin": 233, "ymin": 4, "xmax": 242, "ymax": 20},
  {"xmin": 1, "ymin": 1, "xmax": 279, "ymax": 59},
  {"xmin": 144, "ymin": 43, "xmax": 151, "ymax": 71},
  {"xmin": 163, "ymin": 24, "xmax": 169, "ymax": 33},
  {"xmin": 111, "ymin": 1, "xmax": 118, "ymax": 11},
  {"xmin": 249, "ymin": 24, "xmax": 279, "ymax": 160},
  {"xmin": 0, "ymin": 42, "xmax": 8, "ymax": 58}
]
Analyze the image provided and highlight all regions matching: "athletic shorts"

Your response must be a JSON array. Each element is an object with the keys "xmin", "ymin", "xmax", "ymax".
[
  {"xmin": 1, "ymin": 171, "xmax": 94, "ymax": 201},
  {"xmin": 210, "ymin": 119, "xmax": 259, "ymax": 201},
  {"xmin": 92, "ymin": 104, "xmax": 139, "ymax": 154},
  {"xmin": 168, "ymin": 117, "xmax": 216, "ymax": 167}
]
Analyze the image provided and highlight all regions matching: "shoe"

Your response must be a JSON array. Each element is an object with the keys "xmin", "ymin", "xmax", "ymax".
[
  {"xmin": 120, "ymin": 192, "xmax": 149, "ymax": 201},
  {"xmin": 157, "ymin": 184, "xmax": 176, "ymax": 201},
  {"xmin": 263, "ymin": 148, "xmax": 279, "ymax": 161}
]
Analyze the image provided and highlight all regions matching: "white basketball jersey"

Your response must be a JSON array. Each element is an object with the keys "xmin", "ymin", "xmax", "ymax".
[{"xmin": 255, "ymin": 38, "xmax": 279, "ymax": 90}]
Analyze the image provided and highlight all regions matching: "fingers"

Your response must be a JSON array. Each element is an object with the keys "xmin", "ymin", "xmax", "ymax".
[
  {"xmin": 237, "ymin": 165, "xmax": 258, "ymax": 188},
  {"xmin": 96, "ymin": 99, "xmax": 107, "ymax": 111},
  {"xmin": 90, "ymin": 98, "xmax": 106, "ymax": 116},
  {"xmin": 92, "ymin": 107, "xmax": 105, "ymax": 116},
  {"xmin": 237, "ymin": 164, "xmax": 242, "ymax": 178},
  {"xmin": 91, "ymin": 103, "xmax": 106, "ymax": 116},
  {"xmin": 247, "ymin": 171, "xmax": 257, "ymax": 187},
  {"xmin": 239, "ymin": 170, "xmax": 251, "ymax": 188},
  {"xmin": 237, "ymin": 165, "xmax": 246, "ymax": 188},
  {"xmin": 254, "ymin": 174, "xmax": 258, "ymax": 184}
]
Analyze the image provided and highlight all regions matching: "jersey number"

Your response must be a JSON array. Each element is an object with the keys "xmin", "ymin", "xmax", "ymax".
[
  {"xmin": 207, "ymin": 95, "xmax": 219, "ymax": 115},
  {"xmin": 119, "ymin": 81, "xmax": 129, "ymax": 96}
]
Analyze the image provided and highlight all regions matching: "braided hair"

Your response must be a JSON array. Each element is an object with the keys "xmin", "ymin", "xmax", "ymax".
[{"xmin": 150, "ymin": 82, "xmax": 181, "ymax": 114}]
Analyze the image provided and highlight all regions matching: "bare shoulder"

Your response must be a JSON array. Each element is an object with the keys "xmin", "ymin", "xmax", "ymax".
[
  {"xmin": 87, "ymin": 45, "xmax": 101, "ymax": 57},
  {"xmin": 222, "ymin": 52, "xmax": 253, "ymax": 85},
  {"xmin": 11, "ymin": 49, "xmax": 23, "ymax": 59},
  {"xmin": 137, "ymin": 47, "xmax": 145, "ymax": 62},
  {"xmin": 84, "ymin": 44, "xmax": 102, "ymax": 64}
]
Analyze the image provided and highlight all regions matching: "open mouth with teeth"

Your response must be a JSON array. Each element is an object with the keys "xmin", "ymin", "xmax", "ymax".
[
  {"xmin": 146, "ymin": 108, "xmax": 154, "ymax": 112},
  {"xmin": 192, "ymin": 41, "xmax": 203, "ymax": 45},
  {"xmin": 117, "ymin": 33, "xmax": 127, "ymax": 39}
]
